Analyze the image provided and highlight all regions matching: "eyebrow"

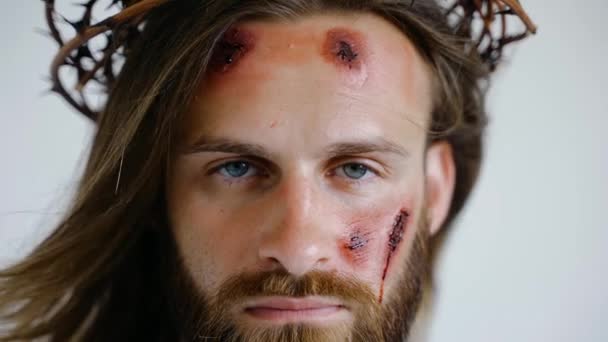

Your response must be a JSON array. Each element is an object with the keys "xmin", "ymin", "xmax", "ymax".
[
  {"xmin": 180, "ymin": 136, "xmax": 274, "ymax": 160},
  {"xmin": 324, "ymin": 138, "xmax": 409, "ymax": 159},
  {"xmin": 180, "ymin": 135, "xmax": 409, "ymax": 159}
]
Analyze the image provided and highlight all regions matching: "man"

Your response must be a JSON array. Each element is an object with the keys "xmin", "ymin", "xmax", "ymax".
[{"xmin": 0, "ymin": 0, "xmax": 535, "ymax": 341}]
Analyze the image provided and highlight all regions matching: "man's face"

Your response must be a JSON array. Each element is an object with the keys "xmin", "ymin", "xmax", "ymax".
[{"xmin": 166, "ymin": 13, "xmax": 453, "ymax": 341}]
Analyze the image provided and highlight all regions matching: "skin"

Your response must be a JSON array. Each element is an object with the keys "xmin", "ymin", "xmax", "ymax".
[{"xmin": 166, "ymin": 12, "xmax": 455, "ymax": 330}]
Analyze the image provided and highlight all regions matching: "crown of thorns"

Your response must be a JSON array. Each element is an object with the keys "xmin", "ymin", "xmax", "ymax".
[{"xmin": 44, "ymin": 0, "xmax": 537, "ymax": 121}]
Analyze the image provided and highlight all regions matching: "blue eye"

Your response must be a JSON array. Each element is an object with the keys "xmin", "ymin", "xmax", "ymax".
[
  {"xmin": 213, "ymin": 160, "xmax": 375, "ymax": 185},
  {"xmin": 220, "ymin": 161, "xmax": 251, "ymax": 178},
  {"xmin": 341, "ymin": 163, "xmax": 369, "ymax": 179}
]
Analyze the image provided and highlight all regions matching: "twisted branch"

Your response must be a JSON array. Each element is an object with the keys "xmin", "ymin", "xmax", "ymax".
[
  {"xmin": 45, "ymin": 0, "xmax": 170, "ymax": 121},
  {"xmin": 448, "ymin": 0, "xmax": 537, "ymax": 70},
  {"xmin": 45, "ymin": 0, "xmax": 536, "ymax": 121}
]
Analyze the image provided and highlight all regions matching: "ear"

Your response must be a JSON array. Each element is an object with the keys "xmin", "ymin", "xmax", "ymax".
[{"xmin": 424, "ymin": 140, "xmax": 456, "ymax": 236}]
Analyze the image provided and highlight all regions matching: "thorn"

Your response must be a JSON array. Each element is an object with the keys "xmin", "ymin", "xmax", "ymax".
[
  {"xmin": 107, "ymin": 0, "xmax": 123, "ymax": 11},
  {"xmin": 102, "ymin": 33, "xmax": 114, "ymax": 50},
  {"xmin": 33, "ymin": 27, "xmax": 53, "ymax": 38},
  {"xmin": 74, "ymin": 0, "xmax": 95, "ymax": 10},
  {"xmin": 68, "ymin": 19, "xmax": 89, "ymax": 33},
  {"xmin": 40, "ymin": 88, "xmax": 54, "ymax": 97},
  {"xmin": 78, "ymin": 45, "xmax": 94, "ymax": 58},
  {"xmin": 50, "ymin": 84, "xmax": 62, "ymax": 93}
]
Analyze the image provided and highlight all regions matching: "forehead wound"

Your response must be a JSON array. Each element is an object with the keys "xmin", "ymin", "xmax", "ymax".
[
  {"xmin": 208, "ymin": 25, "xmax": 369, "ymax": 77},
  {"xmin": 321, "ymin": 27, "xmax": 367, "ymax": 73},
  {"xmin": 208, "ymin": 27, "xmax": 257, "ymax": 73}
]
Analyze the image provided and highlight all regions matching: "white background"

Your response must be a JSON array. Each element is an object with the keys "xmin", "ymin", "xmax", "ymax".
[{"xmin": 1, "ymin": 1, "xmax": 607, "ymax": 341}]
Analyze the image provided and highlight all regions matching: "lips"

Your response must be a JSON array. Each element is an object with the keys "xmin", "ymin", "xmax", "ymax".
[{"xmin": 242, "ymin": 296, "xmax": 350, "ymax": 324}]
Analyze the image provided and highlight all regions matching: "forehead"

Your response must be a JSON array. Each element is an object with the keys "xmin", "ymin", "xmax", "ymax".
[{"xmin": 184, "ymin": 13, "xmax": 433, "ymax": 146}]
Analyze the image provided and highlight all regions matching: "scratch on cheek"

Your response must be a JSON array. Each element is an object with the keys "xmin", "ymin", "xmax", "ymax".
[
  {"xmin": 342, "ymin": 229, "xmax": 372, "ymax": 265},
  {"xmin": 378, "ymin": 210, "xmax": 408, "ymax": 303},
  {"xmin": 348, "ymin": 234, "xmax": 366, "ymax": 250}
]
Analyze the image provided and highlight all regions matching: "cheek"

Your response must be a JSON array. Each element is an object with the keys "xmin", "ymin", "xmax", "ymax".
[
  {"xmin": 167, "ymin": 183, "xmax": 256, "ymax": 290},
  {"xmin": 337, "ymin": 200, "xmax": 415, "ymax": 297}
]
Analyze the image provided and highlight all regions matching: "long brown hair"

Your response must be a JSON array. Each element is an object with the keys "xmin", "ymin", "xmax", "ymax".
[{"xmin": 0, "ymin": 0, "xmax": 488, "ymax": 340}]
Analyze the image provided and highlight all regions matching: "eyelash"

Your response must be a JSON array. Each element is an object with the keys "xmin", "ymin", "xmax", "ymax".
[{"xmin": 210, "ymin": 159, "xmax": 379, "ymax": 185}]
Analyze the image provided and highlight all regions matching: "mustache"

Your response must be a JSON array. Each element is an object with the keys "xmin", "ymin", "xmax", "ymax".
[
  {"xmin": 197, "ymin": 269, "xmax": 384, "ymax": 339},
  {"xmin": 211, "ymin": 269, "xmax": 378, "ymax": 307}
]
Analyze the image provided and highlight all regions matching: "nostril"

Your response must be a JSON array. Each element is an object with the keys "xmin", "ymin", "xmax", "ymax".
[
  {"xmin": 258, "ymin": 243, "xmax": 331, "ymax": 276},
  {"xmin": 260, "ymin": 255, "xmax": 281, "ymax": 266},
  {"xmin": 317, "ymin": 257, "xmax": 329, "ymax": 264}
]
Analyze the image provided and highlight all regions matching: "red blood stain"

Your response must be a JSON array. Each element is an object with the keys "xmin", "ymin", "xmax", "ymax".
[
  {"xmin": 202, "ymin": 25, "xmax": 370, "ymax": 94},
  {"xmin": 208, "ymin": 27, "xmax": 258, "ymax": 74},
  {"xmin": 378, "ymin": 210, "xmax": 408, "ymax": 303},
  {"xmin": 321, "ymin": 27, "xmax": 368, "ymax": 73},
  {"xmin": 347, "ymin": 231, "xmax": 369, "ymax": 250},
  {"xmin": 341, "ymin": 229, "xmax": 373, "ymax": 265}
]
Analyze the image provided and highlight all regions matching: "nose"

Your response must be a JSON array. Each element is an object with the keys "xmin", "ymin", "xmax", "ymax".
[{"xmin": 257, "ymin": 171, "xmax": 336, "ymax": 277}]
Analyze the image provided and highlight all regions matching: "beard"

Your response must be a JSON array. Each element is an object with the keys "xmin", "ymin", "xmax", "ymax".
[{"xmin": 162, "ymin": 222, "xmax": 430, "ymax": 342}]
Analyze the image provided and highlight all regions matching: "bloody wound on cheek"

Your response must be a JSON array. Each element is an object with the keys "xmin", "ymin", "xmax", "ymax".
[
  {"xmin": 388, "ymin": 212, "xmax": 407, "ymax": 252},
  {"xmin": 347, "ymin": 231, "xmax": 369, "ymax": 250},
  {"xmin": 342, "ymin": 230, "xmax": 372, "ymax": 265},
  {"xmin": 378, "ymin": 210, "xmax": 409, "ymax": 303}
]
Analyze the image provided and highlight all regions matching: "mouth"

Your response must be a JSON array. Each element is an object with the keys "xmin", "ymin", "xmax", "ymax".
[{"xmin": 241, "ymin": 296, "xmax": 351, "ymax": 325}]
